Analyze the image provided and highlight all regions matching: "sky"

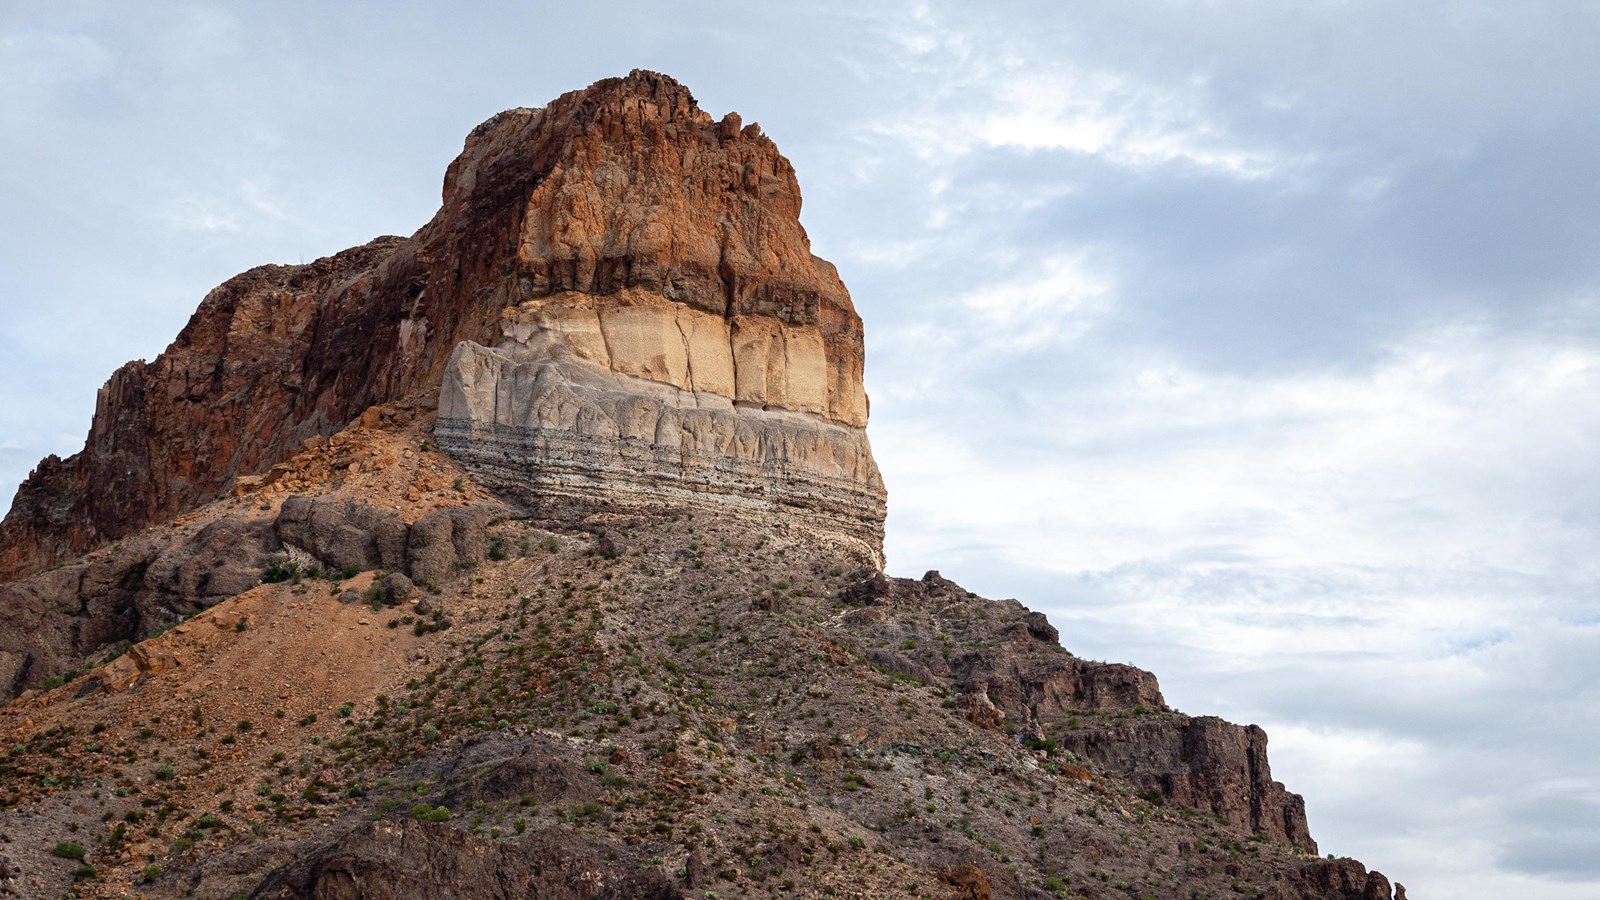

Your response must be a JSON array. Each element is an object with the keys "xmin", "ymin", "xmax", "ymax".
[{"xmin": 3, "ymin": 2, "xmax": 1598, "ymax": 896}]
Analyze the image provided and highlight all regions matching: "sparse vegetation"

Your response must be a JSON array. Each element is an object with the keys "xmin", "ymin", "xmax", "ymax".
[{"xmin": 261, "ymin": 558, "xmax": 301, "ymax": 584}]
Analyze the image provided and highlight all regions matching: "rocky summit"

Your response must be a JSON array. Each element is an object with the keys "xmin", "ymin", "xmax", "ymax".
[
  {"xmin": 0, "ymin": 72, "xmax": 1400, "ymax": 899},
  {"xmin": 0, "ymin": 69, "xmax": 880, "ymax": 585}
]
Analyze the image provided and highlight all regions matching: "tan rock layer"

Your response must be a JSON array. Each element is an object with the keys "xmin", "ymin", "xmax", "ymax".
[
  {"xmin": 0, "ymin": 70, "xmax": 874, "ymax": 580},
  {"xmin": 499, "ymin": 289, "xmax": 866, "ymax": 426}
]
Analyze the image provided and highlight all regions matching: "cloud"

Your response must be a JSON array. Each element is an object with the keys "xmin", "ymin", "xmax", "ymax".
[{"xmin": 866, "ymin": 3, "xmax": 1288, "ymax": 178}]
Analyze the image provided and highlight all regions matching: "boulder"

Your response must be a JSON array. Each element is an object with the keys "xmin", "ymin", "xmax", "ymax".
[{"xmin": 275, "ymin": 496, "xmax": 406, "ymax": 572}]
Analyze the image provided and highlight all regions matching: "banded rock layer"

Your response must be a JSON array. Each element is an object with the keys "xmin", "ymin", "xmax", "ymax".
[{"xmin": 435, "ymin": 290, "xmax": 884, "ymax": 557}]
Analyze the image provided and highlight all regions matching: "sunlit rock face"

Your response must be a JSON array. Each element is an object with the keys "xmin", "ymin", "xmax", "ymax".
[
  {"xmin": 0, "ymin": 69, "xmax": 887, "ymax": 578},
  {"xmin": 435, "ymin": 289, "xmax": 885, "ymax": 560}
]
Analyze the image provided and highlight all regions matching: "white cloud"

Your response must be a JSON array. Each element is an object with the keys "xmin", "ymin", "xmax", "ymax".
[
  {"xmin": 866, "ymin": 7, "xmax": 1288, "ymax": 178},
  {"xmin": 954, "ymin": 251, "xmax": 1114, "ymax": 352}
]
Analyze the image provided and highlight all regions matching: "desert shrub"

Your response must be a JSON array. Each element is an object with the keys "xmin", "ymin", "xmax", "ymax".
[{"xmin": 261, "ymin": 559, "xmax": 300, "ymax": 584}]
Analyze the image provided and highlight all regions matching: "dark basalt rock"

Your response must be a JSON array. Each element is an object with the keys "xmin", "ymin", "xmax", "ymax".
[{"xmin": 251, "ymin": 820, "xmax": 681, "ymax": 900}]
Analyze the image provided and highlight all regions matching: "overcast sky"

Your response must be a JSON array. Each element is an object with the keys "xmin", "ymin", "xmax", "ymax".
[{"xmin": 4, "ymin": 2, "xmax": 1598, "ymax": 896}]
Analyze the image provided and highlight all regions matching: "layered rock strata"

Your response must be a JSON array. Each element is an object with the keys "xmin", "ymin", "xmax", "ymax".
[
  {"xmin": 0, "ymin": 68, "xmax": 879, "ymax": 580},
  {"xmin": 434, "ymin": 289, "xmax": 884, "ymax": 556}
]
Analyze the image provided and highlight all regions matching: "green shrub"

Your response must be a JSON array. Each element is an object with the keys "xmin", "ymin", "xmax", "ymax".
[
  {"xmin": 52, "ymin": 841, "xmax": 87, "ymax": 860},
  {"xmin": 261, "ymin": 560, "xmax": 301, "ymax": 584},
  {"xmin": 410, "ymin": 804, "xmax": 450, "ymax": 823}
]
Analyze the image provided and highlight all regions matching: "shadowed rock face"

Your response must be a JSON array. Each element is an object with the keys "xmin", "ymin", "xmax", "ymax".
[
  {"xmin": 251, "ymin": 820, "xmax": 682, "ymax": 900},
  {"xmin": 0, "ymin": 517, "xmax": 283, "ymax": 697},
  {"xmin": 0, "ymin": 69, "xmax": 879, "ymax": 581}
]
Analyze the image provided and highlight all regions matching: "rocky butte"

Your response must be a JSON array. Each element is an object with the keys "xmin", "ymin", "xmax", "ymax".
[{"xmin": 0, "ymin": 71, "xmax": 1401, "ymax": 899}]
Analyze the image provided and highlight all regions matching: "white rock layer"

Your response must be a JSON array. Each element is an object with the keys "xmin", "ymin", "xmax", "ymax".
[{"xmin": 435, "ymin": 292, "xmax": 886, "ymax": 557}]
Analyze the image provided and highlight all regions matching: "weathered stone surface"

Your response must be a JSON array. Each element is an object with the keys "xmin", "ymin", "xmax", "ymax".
[
  {"xmin": 1058, "ymin": 717, "xmax": 1315, "ymax": 852},
  {"xmin": 0, "ymin": 494, "xmax": 515, "ymax": 699},
  {"xmin": 251, "ymin": 820, "xmax": 681, "ymax": 900},
  {"xmin": 274, "ymin": 495, "xmax": 408, "ymax": 572},
  {"xmin": 378, "ymin": 572, "xmax": 416, "ymax": 604},
  {"xmin": 1, "ymin": 69, "xmax": 874, "ymax": 580},
  {"xmin": 434, "ymin": 312, "xmax": 884, "ymax": 556},
  {"xmin": 0, "ymin": 238, "xmax": 404, "ymax": 582},
  {"xmin": 404, "ymin": 504, "xmax": 503, "ymax": 587},
  {"xmin": 428, "ymin": 79, "xmax": 885, "ymax": 555},
  {"xmin": 1264, "ymin": 857, "xmax": 1399, "ymax": 899},
  {"xmin": 0, "ymin": 517, "xmax": 280, "ymax": 696}
]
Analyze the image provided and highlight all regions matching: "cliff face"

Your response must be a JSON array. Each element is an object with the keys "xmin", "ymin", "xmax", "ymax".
[
  {"xmin": 433, "ymin": 290, "xmax": 884, "ymax": 557},
  {"xmin": 0, "ymin": 241, "xmax": 405, "ymax": 580},
  {"xmin": 0, "ymin": 69, "xmax": 877, "ymax": 581}
]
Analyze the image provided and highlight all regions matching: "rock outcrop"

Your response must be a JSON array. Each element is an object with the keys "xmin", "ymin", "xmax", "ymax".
[
  {"xmin": 0, "ymin": 68, "xmax": 881, "ymax": 581},
  {"xmin": 0, "ymin": 517, "xmax": 281, "ymax": 698},
  {"xmin": 434, "ymin": 289, "xmax": 883, "ymax": 556},
  {"xmin": 0, "ymin": 495, "xmax": 512, "ymax": 698},
  {"xmin": 0, "ymin": 71, "xmax": 1399, "ymax": 897},
  {"xmin": 834, "ymin": 570, "xmax": 1316, "ymax": 851},
  {"xmin": 1057, "ymin": 717, "xmax": 1314, "ymax": 851}
]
